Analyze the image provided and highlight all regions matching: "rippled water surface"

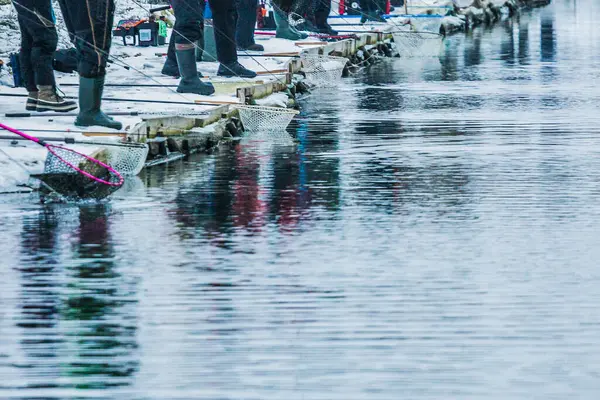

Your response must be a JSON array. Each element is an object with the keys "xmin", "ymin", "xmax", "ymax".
[{"xmin": 2, "ymin": 1, "xmax": 600, "ymax": 398}]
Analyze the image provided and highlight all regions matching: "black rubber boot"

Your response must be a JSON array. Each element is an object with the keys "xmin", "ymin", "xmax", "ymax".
[
  {"xmin": 161, "ymin": 58, "xmax": 181, "ymax": 78},
  {"xmin": 75, "ymin": 76, "xmax": 122, "ymax": 130},
  {"xmin": 217, "ymin": 62, "xmax": 257, "ymax": 78},
  {"xmin": 162, "ymin": 58, "xmax": 204, "ymax": 78},
  {"xmin": 175, "ymin": 48, "xmax": 215, "ymax": 95}
]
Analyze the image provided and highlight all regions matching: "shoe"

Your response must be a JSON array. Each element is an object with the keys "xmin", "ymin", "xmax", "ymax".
[
  {"xmin": 238, "ymin": 43, "xmax": 265, "ymax": 52},
  {"xmin": 36, "ymin": 86, "xmax": 77, "ymax": 112},
  {"xmin": 360, "ymin": 13, "xmax": 386, "ymax": 24},
  {"xmin": 317, "ymin": 24, "xmax": 338, "ymax": 36},
  {"xmin": 217, "ymin": 62, "xmax": 257, "ymax": 78},
  {"xmin": 26, "ymin": 91, "xmax": 38, "ymax": 111},
  {"xmin": 161, "ymin": 58, "xmax": 180, "ymax": 77},
  {"xmin": 75, "ymin": 76, "xmax": 122, "ymax": 130},
  {"xmin": 274, "ymin": 7, "xmax": 308, "ymax": 40},
  {"xmin": 175, "ymin": 48, "xmax": 215, "ymax": 95}
]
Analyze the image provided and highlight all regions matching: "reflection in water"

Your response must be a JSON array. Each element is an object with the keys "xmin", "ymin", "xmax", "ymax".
[
  {"xmin": 4, "ymin": 1, "xmax": 600, "ymax": 398},
  {"xmin": 61, "ymin": 205, "xmax": 138, "ymax": 388},
  {"xmin": 17, "ymin": 206, "xmax": 61, "ymax": 388}
]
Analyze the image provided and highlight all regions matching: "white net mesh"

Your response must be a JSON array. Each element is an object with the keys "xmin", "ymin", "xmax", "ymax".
[
  {"xmin": 409, "ymin": 17, "xmax": 443, "ymax": 34},
  {"xmin": 40, "ymin": 145, "xmax": 123, "ymax": 200},
  {"xmin": 301, "ymin": 55, "xmax": 348, "ymax": 87},
  {"xmin": 104, "ymin": 143, "xmax": 149, "ymax": 176},
  {"xmin": 236, "ymin": 105, "xmax": 299, "ymax": 133},
  {"xmin": 392, "ymin": 31, "xmax": 444, "ymax": 57}
]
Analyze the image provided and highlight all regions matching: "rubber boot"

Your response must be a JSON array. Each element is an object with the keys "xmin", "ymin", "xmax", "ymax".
[
  {"xmin": 161, "ymin": 57, "xmax": 181, "ymax": 78},
  {"xmin": 175, "ymin": 48, "xmax": 215, "ymax": 95},
  {"xmin": 274, "ymin": 7, "xmax": 306, "ymax": 40},
  {"xmin": 75, "ymin": 76, "xmax": 122, "ymax": 130}
]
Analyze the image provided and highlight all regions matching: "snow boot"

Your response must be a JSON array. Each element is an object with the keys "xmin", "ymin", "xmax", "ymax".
[
  {"xmin": 175, "ymin": 49, "xmax": 215, "ymax": 95},
  {"xmin": 26, "ymin": 91, "xmax": 38, "ymax": 111},
  {"xmin": 274, "ymin": 7, "xmax": 307, "ymax": 40},
  {"xmin": 217, "ymin": 62, "xmax": 257, "ymax": 78},
  {"xmin": 36, "ymin": 86, "xmax": 77, "ymax": 112},
  {"xmin": 75, "ymin": 77, "xmax": 122, "ymax": 130}
]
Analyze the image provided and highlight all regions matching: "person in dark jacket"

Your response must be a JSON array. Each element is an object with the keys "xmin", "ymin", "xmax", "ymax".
[
  {"xmin": 59, "ymin": 0, "xmax": 121, "ymax": 129},
  {"xmin": 13, "ymin": 0, "xmax": 77, "ymax": 112},
  {"xmin": 161, "ymin": 0, "xmax": 256, "ymax": 87}
]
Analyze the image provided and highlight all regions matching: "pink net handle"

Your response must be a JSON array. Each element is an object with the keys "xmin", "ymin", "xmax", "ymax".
[{"xmin": 48, "ymin": 145, "xmax": 124, "ymax": 187}]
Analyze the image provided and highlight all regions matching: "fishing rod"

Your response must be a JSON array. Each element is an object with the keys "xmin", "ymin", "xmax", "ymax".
[
  {"xmin": 0, "ymin": 93, "xmax": 240, "ymax": 108},
  {"xmin": 0, "ymin": 134, "xmax": 136, "ymax": 145}
]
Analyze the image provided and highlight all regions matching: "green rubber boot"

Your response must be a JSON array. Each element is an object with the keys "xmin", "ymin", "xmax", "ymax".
[
  {"xmin": 274, "ymin": 7, "xmax": 307, "ymax": 40},
  {"xmin": 75, "ymin": 76, "xmax": 122, "ymax": 130}
]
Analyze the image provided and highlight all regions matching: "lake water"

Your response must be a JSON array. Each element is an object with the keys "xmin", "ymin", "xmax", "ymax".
[{"xmin": 2, "ymin": 1, "xmax": 600, "ymax": 398}]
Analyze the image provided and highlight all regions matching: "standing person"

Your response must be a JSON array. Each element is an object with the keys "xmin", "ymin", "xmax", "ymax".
[
  {"xmin": 60, "ymin": 0, "xmax": 122, "ymax": 129},
  {"xmin": 12, "ymin": 0, "xmax": 77, "ymax": 112},
  {"xmin": 161, "ymin": 0, "xmax": 257, "ymax": 87},
  {"xmin": 158, "ymin": 16, "xmax": 168, "ymax": 45},
  {"xmin": 235, "ymin": 0, "xmax": 263, "ymax": 51}
]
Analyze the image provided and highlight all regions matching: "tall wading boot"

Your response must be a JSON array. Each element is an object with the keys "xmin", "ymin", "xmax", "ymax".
[
  {"xmin": 175, "ymin": 48, "xmax": 215, "ymax": 95},
  {"xmin": 75, "ymin": 77, "xmax": 122, "ymax": 130},
  {"xmin": 273, "ymin": 7, "xmax": 307, "ymax": 40}
]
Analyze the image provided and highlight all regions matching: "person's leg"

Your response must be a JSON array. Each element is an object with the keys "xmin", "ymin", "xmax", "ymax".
[
  {"xmin": 161, "ymin": 31, "xmax": 179, "ymax": 76},
  {"xmin": 235, "ymin": 0, "xmax": 262, "ymax": 51},
  {"xmin": 170, "ymin": 0, "xmax": 214, "ymax": 95},
  {"xmin": 314, "ymin": 0, "xmax": 337, "ymax": 35},
  {"xmin": 15, "ymin": 9, "xmax": 38, "ymax": 110},
  {"xmin": 64, "ymin": 0, "xmax": 121, "ymax": 128},
  {"xmin": 209, "ymin": 0, "xmax": 256, "ymax": 77},
  {"xmin": 14, "ymin": 0, "xmax": 76, "ymax": 112}
]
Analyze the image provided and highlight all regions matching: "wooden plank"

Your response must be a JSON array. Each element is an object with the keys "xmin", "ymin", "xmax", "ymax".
[
  {"xmin": 256, "ymin": 69, "xmax": 288, "ymax": 75},
  {"xmin": 193, "ymin": 99, "xmax": 241, "ymax": 105},
  {"xmin": 82, "ymin": 132, "xmax": 128, "ymax": 138}
]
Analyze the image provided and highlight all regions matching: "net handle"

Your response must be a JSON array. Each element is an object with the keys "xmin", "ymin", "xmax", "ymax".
[
  {"xmin": 0, "ymin": 123, "xmax": 124, "ymax": 187},
  {"xmin": 0, "ymin": 122, "xmax": 44, "ymax": 144}
]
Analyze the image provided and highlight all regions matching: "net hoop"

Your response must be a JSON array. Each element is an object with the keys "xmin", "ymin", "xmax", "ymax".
[
  {"xmin": 235, "ymin": 105, "xmax": 300, "ymax": 132},
  {"xmin": 47, "ymin": 144, "xmax": 124, "ymax": 187},
  {"xmin": 300, "ymin": 55, "xmax": 348, "ymax": 87},
  {"xmin": 391, "ymin": 30, "xmax": 444, "ymax": 58}
]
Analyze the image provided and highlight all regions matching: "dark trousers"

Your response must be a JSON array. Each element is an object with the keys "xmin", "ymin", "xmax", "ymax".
[
  {"xmin": 314, "ymin": 0, "xmax": 331, "ymax": 28},
  {"xmin": 13, "ymin": 0, "xmax": 58, "ymax": 92},
  {"xmin": 61, "ymin": 0, "xmax": 116, "ymax": 77},
  {"xmin": 234, "ymin": 0, "xmax": 258, "ymax": 49},
  {"xmin": 272, "ymin": 0, "xmax": 294, "ymax": 13},
  {"xmin": 167, "ymin": 0, "xmax": 237, "ymax": 65},
  {"xmin": 360, "ymin": 0, "xmax": 386, "ymax": 13}
]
